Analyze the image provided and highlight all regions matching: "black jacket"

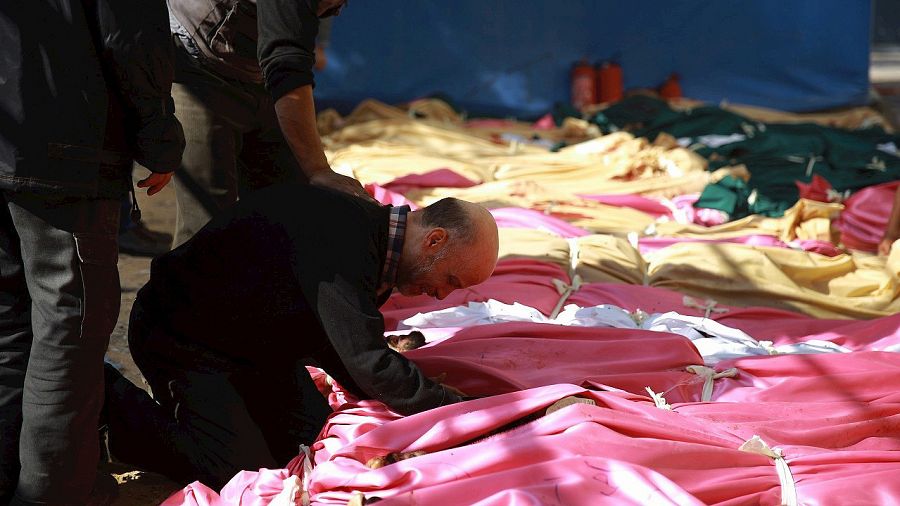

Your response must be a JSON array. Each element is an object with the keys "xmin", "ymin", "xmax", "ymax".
[
  {"xmin": 0, "ymin": 0, "xmax": 184, "ymax": 198},
  {"xmin": 168, "ymin": 0, "xmax": 319, "ymax": 101},
  {"xmin": 136, "ymin": 183, "xmax": 459, "ymax": 416}
]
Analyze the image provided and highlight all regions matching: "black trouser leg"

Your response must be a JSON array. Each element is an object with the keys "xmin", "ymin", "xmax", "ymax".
[
  {"xmin": 0, "ymin": 193, "xmax": 119, "ymax": 506},
  {"xmin": 0, "ymin": 194, "xmax": 31, "ymax": 502},
  {"xmin": 107, "ymin": 301, "xmax": 332, "ymax": 489}
]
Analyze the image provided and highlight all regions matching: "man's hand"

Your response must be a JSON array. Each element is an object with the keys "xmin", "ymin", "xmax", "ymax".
[
  {"xmin": 273, "ymin": 86, "xmax": 377, "ymax": 203},
  {"xmin": 441, "ymin": 383, "xmax": 467, "ymax": 398},
  {"xmin": 137, "ymin": 172, "xmax": 173, "ymax": 196},
  {"xmin": 878, "ymin": 237, "xmax": 895, "ymax": 257},
  {"xmin": 429, "ymin": 372, "xmax": 467, "ymax": 397},
  {"xmin": 309, "ymin": 170, "xmax": 376, "ymax": 203}
]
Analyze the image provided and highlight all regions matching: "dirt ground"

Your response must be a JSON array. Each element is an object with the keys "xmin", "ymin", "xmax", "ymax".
[{"xmin": 103, "ymin": 173, "xmax": 183, "ymax": 505}]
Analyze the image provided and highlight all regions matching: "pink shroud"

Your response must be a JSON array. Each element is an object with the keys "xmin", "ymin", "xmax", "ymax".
[
  {"xmin": 490, "ymin": 208, "xmax": 590, "ymax": 238},
  {"xmin": 577, "ymin": 193, "xmax": 728, "ymax": 226},
  {"xmin": 381, "ymin": 168, "xmax": 479, "ymax": 195},
  {"xmin": 837, "ymin": 180, "xmax": 900, "ymax": 251},
  {"xmin": 364, "ymin": 184, "xmax": 419, "ymax": 209},
  {"xmin": 578, "ymin": 193, "xmax": 672, "ymax": 218},
  {"xmin": 163, "ymin": 244, "xmax": 898, "ymax": 504}
]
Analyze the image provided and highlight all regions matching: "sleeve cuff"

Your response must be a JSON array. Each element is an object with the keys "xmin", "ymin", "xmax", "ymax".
[{"xmin": 267, "ymin": 66, "xmax": 316, "ymax": 102}]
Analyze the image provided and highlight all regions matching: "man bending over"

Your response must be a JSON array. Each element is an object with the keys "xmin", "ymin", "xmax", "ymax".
[{"xmin": 103, "ymin": 183, "xmax": 498, "ymax": 488}]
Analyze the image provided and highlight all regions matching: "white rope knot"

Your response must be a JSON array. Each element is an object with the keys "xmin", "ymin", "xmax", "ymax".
[
  {"xmin": 738, "ymin": 435, "xmax": 798, "ymax": 506},
  {"xmin": 550, "ymin": 275, "xmax": 583, "ymax": 319},
  {"xmin": 566, "ymin": 237, "xmax": 581, "ymax": 278},
  {"xmin": 804, "ymin": 154, "xmax": 823, "ymax": 177},
  {"xmin": 644, "ymin": 386, "xmax": 672, "ymax": 410},
  {"xmin": 685, "ymin": 365, "xmax": 738, "ymax": 402},
  {"xmin": 549, "ymin": 238, "xmax": 584, "ymax": 320},
  {"xmin": 825, "ymin": 188, "xmax": 850, "ymax": 203},
  {"xmin": 630, "ymin": 308, "xmax": 649, "ymax": 326},
  {"xmin": 865, "ymin": 156, "xmax": 886, "ymax": 172},
  {"xmin": 682, "ymin": 295, "xmax": 729, "ymax": 319},
  {"xmin": 760, "ymin": 340, "xmax": 780, "ymax": 355}
]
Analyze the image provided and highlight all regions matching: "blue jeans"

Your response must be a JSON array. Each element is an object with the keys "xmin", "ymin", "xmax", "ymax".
[{"xmin": 0, "ymin": 192, "xmax": 119, "ymax": 505}]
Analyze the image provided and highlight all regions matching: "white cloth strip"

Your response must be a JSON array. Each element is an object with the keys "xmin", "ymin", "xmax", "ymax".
[
  {"xmin": 738, "ymin": 435, "xmax": 798, "ymax": 506},
  {"xmin": 682, "ymin": 295, "xmax": 728, "ymax": 319},
  {"xmin": 685, "ymin": 365, "xmax": 738, "ymax": 402},
  {"xmin": 549, "ymin": 275, "xmax": 583, "ymax": 319},
  {"xmin": 270, "ymin": 476, "xmax": 303, "ymax": 506},
  {"xmin": 645, "ymin": 387, "xmax": 672, "ymax": 410},
  {"xmin": 566, "ymin": 237, "xmax": 581, "ymax": 280}
]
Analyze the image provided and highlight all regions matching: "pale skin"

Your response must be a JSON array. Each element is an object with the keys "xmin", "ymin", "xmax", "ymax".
[
  {"xmin": 397, "ymin": 203, "xmax": 499, "ymax": 300},
  {"xmin": 878, "ymin": 186, "xmax": 900, "ymax": 256}
]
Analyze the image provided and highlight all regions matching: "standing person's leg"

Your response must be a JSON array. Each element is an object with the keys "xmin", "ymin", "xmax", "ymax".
[
  {"xmin": 171, "ymin": 80, "xmax": 243, "ymax": 249},
  {"xmin": 7, "ymin": 194, "xmax": 120, "ymax": 506},
  {"xmin": 0, "ymin": 193, "xmax": 32, "ymax": 502}
]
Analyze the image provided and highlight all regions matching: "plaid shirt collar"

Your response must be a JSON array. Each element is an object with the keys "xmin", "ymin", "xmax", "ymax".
[{"xmin": 379, "ymin": 205, "xmax": 409, "ymax": 296}]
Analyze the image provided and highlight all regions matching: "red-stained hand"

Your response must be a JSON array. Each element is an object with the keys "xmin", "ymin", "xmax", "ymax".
[{"xmin": 137, "ymin": 172, "xmax": 174, "ymax": 196}]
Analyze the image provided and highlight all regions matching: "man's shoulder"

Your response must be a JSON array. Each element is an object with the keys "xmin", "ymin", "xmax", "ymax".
[{"xmin": 239, "ymin": 182, "xmax": 387, "ymax": 232}]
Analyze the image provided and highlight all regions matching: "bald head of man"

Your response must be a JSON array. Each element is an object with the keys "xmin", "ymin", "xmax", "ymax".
[{"xmin": 397, "ymin": 198, "xmax": 499, "ymax": 299}]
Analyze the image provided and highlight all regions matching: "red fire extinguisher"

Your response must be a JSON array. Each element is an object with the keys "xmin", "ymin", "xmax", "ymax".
[
  {"xmin": 597, "ymin": 61, "xmax": 623, "ymax": 104},
  {"xmin": 659, "ymin": 73, "xmax": 682, "ymax": 100},
  {"xmin": 571, "ymin": 59, "xmax": 597, "ymax": 110}
]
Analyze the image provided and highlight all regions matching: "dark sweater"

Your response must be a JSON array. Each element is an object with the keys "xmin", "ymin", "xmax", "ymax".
[
  {"xmin": 138, "ymin": 183, "xmax": 457, "ymax": 415},
  {"xmin": 167, "ymin": 0, "xmax": 320, "ymax": 100}
]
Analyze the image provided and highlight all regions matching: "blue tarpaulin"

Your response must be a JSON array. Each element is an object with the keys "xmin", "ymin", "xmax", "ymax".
[{"xmin": 315, "ymin": 1, "xmax": 870, "ymax": 118}]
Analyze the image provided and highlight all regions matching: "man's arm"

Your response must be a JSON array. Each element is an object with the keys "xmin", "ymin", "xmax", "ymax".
[
  {"xmin": 273, "ymin": 86, "xmax": 372, "ymax": 198},
  {"xmin": 298, "ymin": 233, "xmax": 461, "ymax": 416},
  {"xmin": 88, "ymin": 0, "xmax": 185, "ymax": 177},
  {"xmin": 879, "ymin": 185, "xmax": 900, "ymax": 256},
  {"xmin": 257, "ymin": 0, "xmax": 371, "ymax": 200},
  {"xmin": 315, "ymin": 278, "xmax": 461, "ymax": 415}
]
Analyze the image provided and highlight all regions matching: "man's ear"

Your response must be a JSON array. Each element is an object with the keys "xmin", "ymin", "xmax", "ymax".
[{"xmin": 423, "ymin": 228, "xmax": 448, "ymax": 250}]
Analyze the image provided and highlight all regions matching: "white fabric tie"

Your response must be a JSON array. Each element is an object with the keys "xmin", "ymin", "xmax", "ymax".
[
  {"xmin": 825, "ymin": 188, "xmax": 850, "ymax": 203},
  {"xmin": 550, "ymin": 275, "xmax": 583, "ymax": 319},
  {"xmin": 685, "ymin": 365, "xmax": 738, "ymax": 402},
  {"xmin": 682, "ymin": 295, "xmax": 728, "ymax": 319},
  {"xmin": 738, "ymin": 435, "xmax": 798, "ymax": 506},
  {"xmin": 804, "ymin": 155, "xmax": 823, "ymax": 177},
  {"xmin": 269, "ymin": 476, "xmax": 302, "ymax": 506},
  {"xmin": 644, "ymin": 387, "xmax": 672, "ymax": 410},
  {"xmin": 566, "ymin": 237, "xmax": 581, "ymax": 280}
]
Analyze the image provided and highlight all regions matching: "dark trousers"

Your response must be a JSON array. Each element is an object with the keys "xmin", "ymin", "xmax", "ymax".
[
  {"xmin": 171, "ymin": 47, "xmax": 300, "ymax": 248},
  {"xmin": 0, "ymin": 193, "xmax": 119, "ymax": 505},
  {"xmin": 104, "ymin": 297, "xmax": 331, "ymax": 490}
]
